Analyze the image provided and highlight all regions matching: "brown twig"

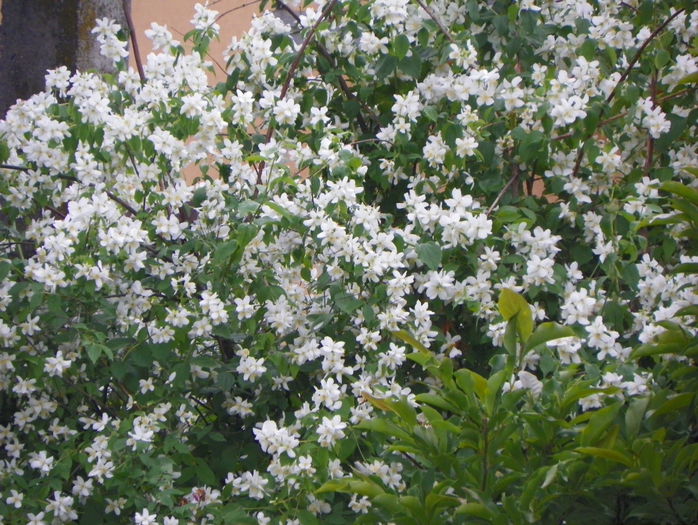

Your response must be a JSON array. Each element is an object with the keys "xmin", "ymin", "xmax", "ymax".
[
  {"xmin": 571, "ymin": 8, "xmax": 686, "ymax": 177},
  {"xmin": 216, "ymin": 0, "xmax": 263, "ymax": 22},
  {"xmin": 275, "ymin": 0, "xmax": 371, "ymax": 134},
  {"xmin": 643, "ymin": 71, "xmax": 658, "ymax": 177},
  {"xmin": 278, "ymin": 0, "xmax": 339, "ymax": 106},
  {"xmin": 274, "ymin": 0, "xmax": 302, "ymax": 25},
  {"xmin": 605, "ymin": 8, "xmax": 685, "ymax": 106},
  {"xmin": 258, "ymin": 0, "xmax": 339, "ymax": 184},
  {"xmin": 551, "ymin": 87, "xmax": 695, "ymax": 141},
  {"xmin": 487, "ymin": 159, "xmax": 521, "ymax": 216},
  {"xmin": 122, "ymin": 0, "xmax": 146, "ymax": 83},
  {"xmin": 415, "ymin": 0, "xmax": 456, "ymax": 45}
]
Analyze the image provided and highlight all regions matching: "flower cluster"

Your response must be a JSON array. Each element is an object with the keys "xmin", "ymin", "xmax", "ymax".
[{"xmin": 0, "ymin": 0, "xmax": 696, "ymax": 523}]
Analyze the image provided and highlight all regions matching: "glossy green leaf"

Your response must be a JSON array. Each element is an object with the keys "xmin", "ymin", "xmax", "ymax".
[
  {"xmin": 625, "ymin": 396, "xmax": 650, "ymax": 438},
  {"xmin": 316, "ymin": 478, "xmax": 385, "ymax": 498},
  {"xmin": 525, "ymin": 322, "xmax": 576, "ymax": 352},
  {"xmin": 576, "ymin": 446, "xmax": 633, "ymax": 467},
  {"xmin": 455, "ymin": 502, "xmax": 492, "ymax": 518},
  {"xmin": 393, "ymin": 330, "xmax": 434, "ymax": 357},
  {"xmin": 498, "ymin": 288, "xmax": 533, "ymax": 342},
  {"xmin": 580, "ymin": 402, "xmax": 622, "ymax": 446}
]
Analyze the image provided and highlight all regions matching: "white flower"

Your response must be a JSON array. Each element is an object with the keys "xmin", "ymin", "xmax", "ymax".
[
  {"xmin": 274, "ymin": 98, "xmax": 301, "ymax": 125},
  {"xmin": 512, "ymin": 371, "xmax": 543, "ymax": 397},
  {"xmin": 420, "ymin": 270, "xmax": 456, "ymax": 301},
  {"xmin": 317, "ymin": 415, "xmax": 347, "ymax": 448},
  {"xmin": 44, "ymin": 351, "xmax": 72, "ymax": 377},
  {"xmin": 29, "ymin": 450, "xmax": 54, "ymax": 475},
  {"xmin": 455, "ymin": 135, "xmax": 478, "ymax": 157},
  {"xmin": 312, "ymin": 377, "xmax": 345, "ymax": 411},
  {"xmin": 134, "ymin": 508, "xmax": 158, "ymax": 525},
  {"xmin": 5, "ymin": 489, "xmax": 23, "ymax": 508},
  {"xmin": 253, "ymin": 420, "xmax": 299, "ymax": 458},
  {"xmin": 422, "ymin": 134, "xmax": 448, "ymax": 167},
  {"xmin": 237, "ymin": 354, "xmax": 267, "ymax": 382}
]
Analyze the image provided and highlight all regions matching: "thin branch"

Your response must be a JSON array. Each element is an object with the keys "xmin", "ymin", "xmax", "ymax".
[
  {"xmin": 400, "ymin": 451, "xmax": 425, "ymax": 470},
  {"xmin": 0, "ymin": 164, "xmax": 30, "ymax": 172},
  {"xmin": 643, "ymin": 71, "xmax": 658, "ymax": 177},
  {"xmin": 606, "ymin": 8, "xmax": 685, "ymax": 106},
  {"xmin": 122, "ymin": 0, "xmax": 146, "ymax": 82},
  {"xmin": 274, "ymin": 0, "xmax": 302, "ymax": 25},
  {"xmin": 487, "ymin": 162, "xmax": 521, "ymax": 216},
  {"xmin": 275, "ymin": 0, "xmax": 371, "ymax": 133},
  {"xmin": 552, "ymin": 87, "xmax": 695, "ymax": 141},
  {"xmin": 278, "ymin": 0, "xmax": 339, "ymax": 104},
  {"xmin": 258, "ymin": 0, "xmax": 339, "ymax": 183},
  {"xmin": 216, "ymin": 0, "xmax": 264, "ymax": 22},
  {"xmin": 414, "ymin": 0, "xmax": 456, "ymax": 45},
  {"xmin": 571, "ymin": 8, "xmax": 685, "ymax": 177}
]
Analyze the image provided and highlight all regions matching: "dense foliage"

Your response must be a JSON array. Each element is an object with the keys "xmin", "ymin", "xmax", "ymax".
[{"xmin": 0, "ymin": 0, "xmax": 696, "ymax": 523}]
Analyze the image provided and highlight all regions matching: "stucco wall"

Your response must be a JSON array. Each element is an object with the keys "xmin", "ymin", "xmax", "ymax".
[{"xmin": 131, "ymin": 0, "xmax": 260, "ymax": 81}]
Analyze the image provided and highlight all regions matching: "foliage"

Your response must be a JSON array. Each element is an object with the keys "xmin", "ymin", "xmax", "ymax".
[
  {"xmin": 0, "ymin": 0, "xmax": 696, "ymax": 523},
  {"xmin": 321, "ymin": 289, "xmax": 697, "ymax": 524}
]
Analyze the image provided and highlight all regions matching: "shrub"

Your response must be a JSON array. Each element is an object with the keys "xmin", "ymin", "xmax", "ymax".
[{"xmin": 0, "ymin": 0, "xmax": 696, "ymax": 523}]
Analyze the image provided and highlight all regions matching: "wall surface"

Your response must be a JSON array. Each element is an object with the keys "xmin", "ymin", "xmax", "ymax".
[
  {"xmin": 0, "ymin": 0, "xmax": 79, "ymax": 115},
  {"xmin": 0, "ymin": 0, "xmax": 130, "ymax": 115},
  {"xmin": 131, "ymin": 0, "xmax": 261, "ymax": 80}
]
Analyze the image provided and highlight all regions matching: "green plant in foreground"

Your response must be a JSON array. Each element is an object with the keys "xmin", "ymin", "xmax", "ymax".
[{"xmin": 319, "ymin": 287, "xmax": 698, "ymax": 524}]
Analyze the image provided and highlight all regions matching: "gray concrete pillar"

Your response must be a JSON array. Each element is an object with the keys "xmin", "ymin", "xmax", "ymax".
[{"xmin": 0, "ymin": 0, "xmax": 130, "ymax": 116}]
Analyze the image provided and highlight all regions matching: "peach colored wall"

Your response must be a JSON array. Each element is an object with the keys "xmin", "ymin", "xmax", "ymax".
[{"xmin": 131, "ymin": 0, "xmax": 261, "ymax": 81}]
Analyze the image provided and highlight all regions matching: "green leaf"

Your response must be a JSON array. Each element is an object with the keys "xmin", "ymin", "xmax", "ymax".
[
  {"xmin": 376, "ymin": 55, "xmax": 397, "ymax": 77},
  {"xmin": 332, "ymin": 291, "xmax": 362, "ymax": 314},
  {"xmin": 393, "ymin": 330, "xmax": 433, "ymax": 357},
  {"xmin": 576, "ymin": 447, "xmax": 633, "ymax": 467},
  {"xmin": 426, "ymin": 492, "xmax": 461, "ymax": 513},
  {"xmin": 392, "ymin": 34, "xmax": 410, "ymax": 60},
  {"xmin": 651, "ymin": 392, "xmax": 695, "ymax": 418},
  {"xmin": 398, "ymin": 54, "xmax": 422, "ymax": 77},
  {"xmin": 498, "ymin": 288, "xmax": 533, "ymax": 342},
  {"xmin": 456, "ymin": 502, "xmax": 492, "ymax": 518},
  {"xmin": 361, "ymin": 392, "xmax": 418, "ymax": 426},
  {"xmin": 677, "ymin": 71, "xmax": 698, "ymax": 86},
  {"xmin": 541, "ymin": 463, "xmax": 558, "ymax": 489},
  {"xmin": 236, "ymin": 224, "xmax": 259, "ymax": 251},
  {"xmin": 213, "ymin": 239, "xmax": 238, "ymax": 265},
  {"xmin": 498, "ymin": 288, "xmax": 528, "ymax": 321},
  {"xmin": 580, "ymin": 402, "xmax": 621, "ymax": 446},
  {"xmin": 297, "ymin": 511, "xmax": 319, "ymax": 525},
  {"xmin": 0, "ymin": 141, "xmax": 9, "ymax": 164},
  {"xmin": 355, "ymin": 418, "xmax": 412, "ymax": 441},
  {"xmin": 0, "ymin": 261, "xmax": 11, "ymax": 281},
  {"xmin": 422, "ymin": 107, "xmax": 439, "ymax": 122},
  {"xmin": 662, "ymin": 181, "xmax": 698, "ymax": 206},
  {"xmin": 316, "ymin": 478, "xmax": 385, "ymax": 498},
  {"xmin": 85, "ymin": 343, "xmax": 112, "ymax": 364},
  {"xmin": 454, "ymin": 368, "xmax": 488, "ymax": 401},
  {"xmin": 654, "ymin": 48, "xmax": 671, "ymax": 69},
  {"xmin": 416, "ymin": 242, "xmax": 442, "ymax": 270},
  {"xmin": 525, "ymin": 322, "xmax": 576, "ymax": 352},
  {"xmin": 673, "ymin": 263, "xmax": 698, "ymax": 275},
  {"xmin": 625, "ymin": 396, "xmax": 650, "ymax": 438},
  {"xmin": 415, "ymin": 393, "xmax": 461, "ymax": 413},
  {"xmin": 263, "ymin": 200, "xmax": 296, "ymax": 221}
]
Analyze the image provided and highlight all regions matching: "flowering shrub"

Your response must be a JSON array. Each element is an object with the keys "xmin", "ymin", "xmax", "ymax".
[{"xmin": 0, "ymin": 0, "xmax": 696, "ymax": 523}]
